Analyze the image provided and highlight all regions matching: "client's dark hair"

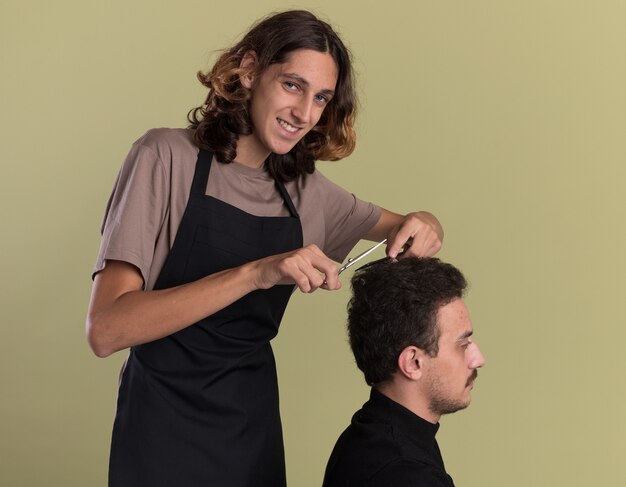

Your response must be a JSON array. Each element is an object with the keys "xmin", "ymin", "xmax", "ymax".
[{"xmin": 348, "ymin": 258, "xmax": 467, "ymax": 385}]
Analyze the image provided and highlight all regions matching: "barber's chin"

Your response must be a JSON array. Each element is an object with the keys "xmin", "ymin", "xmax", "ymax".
[{"xmin": 270, "ymin": 141, "xmax": 299, "ymax": 156}]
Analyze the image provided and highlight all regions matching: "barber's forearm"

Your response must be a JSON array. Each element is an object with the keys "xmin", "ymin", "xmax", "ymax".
[
  {"xmin": 86, "ymin": 244, "xmax": 343, "ymax": 357},
  {"xmin": 365, "ymin": 208, "xmax": 404, "ymax": 241},
  {"xmin": 86, "ymin": 263, "xmax": 258, "ymax": 357}
]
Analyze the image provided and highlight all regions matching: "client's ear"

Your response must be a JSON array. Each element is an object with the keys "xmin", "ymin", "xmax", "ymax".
[
  {"xmin": 397, "ymin": 346, "xmax": 425, "ymax": 381},
  {"xmin": 240, "ymin": 51, "xmax": 257, "ymax": 89}
]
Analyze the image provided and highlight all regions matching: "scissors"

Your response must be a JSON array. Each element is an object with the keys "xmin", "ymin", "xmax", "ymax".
[{"xmin": 338, "ymin": 239, "xmax": 387, "ymax": 275}]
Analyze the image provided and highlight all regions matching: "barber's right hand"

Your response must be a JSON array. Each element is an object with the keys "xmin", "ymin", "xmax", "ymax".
[{"xmin": 252, "ymin": 244, "xmax": 340, "ymax": 293}]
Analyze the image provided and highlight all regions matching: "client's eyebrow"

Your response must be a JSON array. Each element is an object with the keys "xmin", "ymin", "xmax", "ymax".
[{"xmin": 456, "ymin": 330, "xmax": 474, "ymax": 342}]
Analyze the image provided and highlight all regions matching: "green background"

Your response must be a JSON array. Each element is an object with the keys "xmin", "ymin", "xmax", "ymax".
[{"xmin": 2, "ymin": 0, "xmax": 625, "ymax": 485}]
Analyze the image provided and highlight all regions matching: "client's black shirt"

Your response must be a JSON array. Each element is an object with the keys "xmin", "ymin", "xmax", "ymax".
[{"xmin": 322, "ymin": 388, "xmax": 455, "ymax": 487}]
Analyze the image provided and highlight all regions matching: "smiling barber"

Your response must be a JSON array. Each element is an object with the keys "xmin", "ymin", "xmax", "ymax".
[{"xmin": 86, "ymin": 10, "xmax": 443, "ymax": 487}]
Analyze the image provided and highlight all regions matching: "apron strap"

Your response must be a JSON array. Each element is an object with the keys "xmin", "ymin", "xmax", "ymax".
[
  {"xmin": 274, "ymin": 179, "xmax": 299, "ymax": 219},
  {"xmin": 190, "ymin": 149, "xmax": 213, "ymax": 196}
]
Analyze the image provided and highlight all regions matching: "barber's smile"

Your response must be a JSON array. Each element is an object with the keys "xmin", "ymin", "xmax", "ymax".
[{"xmin": 277, "ymin": 118, "xmax": 302, "ymax": 135}]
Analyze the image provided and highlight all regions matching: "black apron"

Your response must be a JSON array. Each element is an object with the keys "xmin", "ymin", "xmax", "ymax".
[{"xmin": 109, "ymin": 150, "xmax": 303, "ymax": 487}]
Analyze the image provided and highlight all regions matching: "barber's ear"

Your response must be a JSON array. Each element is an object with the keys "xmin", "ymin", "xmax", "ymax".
[
  {"xmin": 397, "ymin": 346, "xmax": 425, "ymax": 381},
  {"xmin": 240, "ymin": 50, "xmax": 257, "ymax": 89}
]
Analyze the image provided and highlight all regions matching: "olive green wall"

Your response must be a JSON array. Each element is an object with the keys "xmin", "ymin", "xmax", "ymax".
[{"xmin": 2, "ymin": 0, "xmax": 624, "ymax": 485}]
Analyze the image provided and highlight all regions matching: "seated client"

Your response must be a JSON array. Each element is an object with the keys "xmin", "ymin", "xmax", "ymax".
[{"xmin": 323, "ymin": 257, "xmax": 486, "ymax": 487}]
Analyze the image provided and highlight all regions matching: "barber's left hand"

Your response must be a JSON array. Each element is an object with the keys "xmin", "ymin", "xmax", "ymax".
[{"xmin": 386, "ymin": 211, "xmax": 443, "ymax": 259}]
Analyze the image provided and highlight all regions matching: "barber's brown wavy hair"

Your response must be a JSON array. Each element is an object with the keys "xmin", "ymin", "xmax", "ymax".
[{"xmin": 187, "ymin": 10, "xmax": 357, "ymax": 183}]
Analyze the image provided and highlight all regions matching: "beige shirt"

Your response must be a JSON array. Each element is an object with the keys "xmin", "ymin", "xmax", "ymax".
[{"xmin": 94, "ymin": 128, "xmax": 381, "ymax": 290}]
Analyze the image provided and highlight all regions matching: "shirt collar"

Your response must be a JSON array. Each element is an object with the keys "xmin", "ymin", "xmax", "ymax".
[{"xmin": 367, "ymin": 387, "xmax": 440, "ymax": 448}]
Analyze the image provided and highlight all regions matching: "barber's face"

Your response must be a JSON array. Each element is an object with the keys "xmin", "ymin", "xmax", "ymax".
[
  {"xmin": 422, "ymin": 298, "xmax": 485, "ymax": 417},
  {"xmin": 237, "ymin": 48, "xmax": 338, "ymax": 166}
]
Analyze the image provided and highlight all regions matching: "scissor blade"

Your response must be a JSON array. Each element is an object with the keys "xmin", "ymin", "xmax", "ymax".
[{"xmin": 338, "ymin": 239, "xmax": 387, "ymax": 274}]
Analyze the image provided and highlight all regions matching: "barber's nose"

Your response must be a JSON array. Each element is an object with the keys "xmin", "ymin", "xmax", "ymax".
[{"xmin": 292, "ymin": 97, "xmax": 313, "ymax": 123}]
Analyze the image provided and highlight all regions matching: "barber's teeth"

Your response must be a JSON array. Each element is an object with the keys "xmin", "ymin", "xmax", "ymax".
[{"xmin": 278, "ymin": 119, "xmax": 298, "ymax": 133}]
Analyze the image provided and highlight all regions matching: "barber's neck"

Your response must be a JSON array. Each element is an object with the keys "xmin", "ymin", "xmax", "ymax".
[
  {"xmin": 375, "ymin": 379, "xmax": 440, "ymax": 424},
  {"xmin": 235, "ymin": 135, "xmax": 270, "ymax": 169}
]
